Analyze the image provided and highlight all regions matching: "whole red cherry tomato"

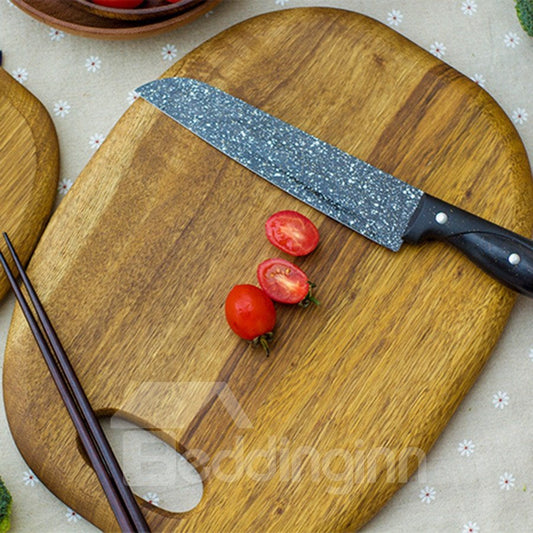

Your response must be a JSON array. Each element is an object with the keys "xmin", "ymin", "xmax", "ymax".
[
  {"xmin": 265, "ymin": 210, "xmax": 319, "ymax": 256},
  {"xmin": 92, "ymin": 0, "xmax": 144, "ymax": 8},
  {"xmin": 257, "ymin": 258, "xmax": 318, "ymax": 306},
  {"xmin": 225, "ymin": 285, "xmax": 276, "ymax": 355}
]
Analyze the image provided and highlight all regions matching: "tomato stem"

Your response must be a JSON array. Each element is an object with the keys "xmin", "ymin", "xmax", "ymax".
[
  {"xmin": 252, "ymin": 331, "xmax": 274, "ymax": 356},
  {"xmin": 299, "ymin": 281, "xmax": 320, "ymax": 308}
]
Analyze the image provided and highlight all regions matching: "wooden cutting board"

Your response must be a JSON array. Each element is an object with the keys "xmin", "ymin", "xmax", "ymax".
[
  {"xmin": 4, "ymin": 8, "xmax": 533, "ymax": 532},
  {"xmin": 0, "ymin": 62, "xmax": 59, "ymax": 300}
]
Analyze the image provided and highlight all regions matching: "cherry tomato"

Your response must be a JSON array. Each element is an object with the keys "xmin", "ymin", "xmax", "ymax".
[
  {"xmin": 225, "ymin": 285, "xmax": 276, "ymax": 355},
  {"xmin": 257, "ymin": 258, "xmax": 318, "ymax": 306},
  {"xmin": 92, "ymin": 0, "xmax": 144, "ymax": 8},
  {"xmin": 265, "ymin": 210, "xmax": 319, "ymax": 256}
]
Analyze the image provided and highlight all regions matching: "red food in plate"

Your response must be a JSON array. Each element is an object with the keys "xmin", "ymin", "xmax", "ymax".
[{"xmin": 92, "ymin": 0, "xmax": 144, "ymax": 8}]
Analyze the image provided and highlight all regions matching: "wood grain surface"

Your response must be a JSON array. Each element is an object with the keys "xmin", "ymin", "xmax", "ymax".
[
  {"xmin": 0, "ymin": 65, "xmax": 58, "ymax": 301},
  {"xmin": 11, "ymin": 0, "xmax": 223, "ymax": 40},
  {"xmin": 4, "ymin": 8, "xmax": 533, "ymax": 532}
]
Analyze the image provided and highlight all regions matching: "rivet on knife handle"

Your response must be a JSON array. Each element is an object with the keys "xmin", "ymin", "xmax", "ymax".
[{"xmin": 403, "ymin": 194, "xmax": 533, "ymax": 296}]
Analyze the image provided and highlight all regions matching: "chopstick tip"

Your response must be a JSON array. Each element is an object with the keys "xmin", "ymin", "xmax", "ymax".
[
  {"xmin": 2, "ymin": 233, "xmax": 17, "ymax": 260},
  {"xmin": 0, "ymin": 249, "xmax": 13, "ymax": 280}
]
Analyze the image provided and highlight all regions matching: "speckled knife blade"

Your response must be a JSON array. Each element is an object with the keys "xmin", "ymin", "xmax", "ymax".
[{"xmin": 136, "ymin": 77, "xmax": 424, "ymax": 251}]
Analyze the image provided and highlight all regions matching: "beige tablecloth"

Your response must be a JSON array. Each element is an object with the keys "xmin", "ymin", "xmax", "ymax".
[{"xmin": 1, "ymin": 1, "xmax": 533, "ymax": 531}]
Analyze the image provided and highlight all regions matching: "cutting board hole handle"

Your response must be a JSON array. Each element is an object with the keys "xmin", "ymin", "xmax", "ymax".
[{"xmin": 77, "ymin": 414, "xmax": 204, "ymax": 513}]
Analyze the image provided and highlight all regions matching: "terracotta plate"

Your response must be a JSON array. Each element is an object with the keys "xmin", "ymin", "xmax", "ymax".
[{"xmin": 11, "ymin": 0, "xmax": 223, "ymax": 40}]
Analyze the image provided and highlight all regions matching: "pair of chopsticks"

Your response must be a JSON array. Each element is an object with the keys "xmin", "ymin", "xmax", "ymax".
[{"xmin": 0, "ymin": 233, "xmax": 150, "ymax": 532}]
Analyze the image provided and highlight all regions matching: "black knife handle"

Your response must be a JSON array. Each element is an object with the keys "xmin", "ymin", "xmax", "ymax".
[{"xmin": 403, "ymin": 194, "xmax": 533, "ymax": 297}]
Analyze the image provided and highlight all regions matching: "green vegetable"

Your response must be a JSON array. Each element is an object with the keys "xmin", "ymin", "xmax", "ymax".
[
  {"xmin": 516, "ymin": 0, "xmax": 533, "ymax": 36},
  {"xmin": 0, "ymin": 477, "xmax": 12, "ymax": 533}
]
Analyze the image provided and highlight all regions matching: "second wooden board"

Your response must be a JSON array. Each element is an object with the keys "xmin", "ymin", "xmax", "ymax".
[{"xmin": 0, "ymin": 64, "xmax": 58, "ymax": 301}]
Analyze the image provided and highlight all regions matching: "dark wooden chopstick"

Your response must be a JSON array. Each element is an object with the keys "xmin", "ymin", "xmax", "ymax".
[{"xmin": 0, "ymin": 233, "xmax": 150, "ymax": 533}]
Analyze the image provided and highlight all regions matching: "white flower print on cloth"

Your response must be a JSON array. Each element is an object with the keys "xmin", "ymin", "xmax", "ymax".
[
  {"xmin": 470, "ymin": 73, "xmax": 486, "ymax": 87},
  {"xmin": 419, "ymin": 486, "xmax": 436, "ymax": 504},
  {"xmin": 461, "ymin": 1, "xmax": 477, "ymax": 16},
  {"xmin": 499, "ymin": 472, "xmax": 515, "ymax": 490},
  {"xmin": 458, "ymin": 439, "xmax": 475, "ymax": 457},
  {"xmin": 511, "ymin": 108, "xmax": 528, "ymax": 125},
  {"xmin": 429, "ymin": 42, "xmax": 446, "ymax": 59},
  {"xmin": 276, "ymin": 0, "xmax": 289, "ymax": 6},
  {"xmin": 143, "ymin": 492, "xmax": 160, "ymax": 506},
  {"xmin": 12, "ymin": 67, "xmax": 28, "ymax": 84},
  {"xmin": 492, "ymin": 391, "xmax": 509, "ymax": 409},
  {"xmin": 85, "ymin": 56, "xmax": 102, "ymax": 72},
  {"xmin": 22, "ymin": 470, "xmax": 39, "ymax": 487},
  {"xmin": 162, "ymin": 44, "xmax": 177, "ymax": 61},
  {"xmin": 387, "ymin": 10, "xmax": 403, "ymax": 26},
  {"xmin": 89, "ymin": 133, "xmax": 105, "ymax": 150},
  {"xmin": 65, "ymin": 507, "xmax": 82, "ymax": 523},
  {"xmin": 504, "ymin": 32, "xmax": 520, "ymax": 48},
  {"xmin": 53, "ymin": 100, "xmax": 71, "ymax": 118},
  {"xmin": 58, "ymin": 178, "xmax": 73, "ymax": 196},
  {"xmin": 463, "ymin": 522, "xmax": 480, "ymax": 533},
  {"xmin": 127, "ymin": 90, "xmax": 139, "ymax": 106},
  {"xmin": 48, "ymin": 27, "xmax": 65, "ymax": 41}
]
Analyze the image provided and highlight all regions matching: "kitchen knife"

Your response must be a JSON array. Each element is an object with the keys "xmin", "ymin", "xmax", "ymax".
[{"xmin": 136, "ymin": 77, "xmax": 533, "ymax": 297}]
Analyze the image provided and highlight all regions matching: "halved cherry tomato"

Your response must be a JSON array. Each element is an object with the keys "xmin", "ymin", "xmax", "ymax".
[
  {"xmin": 257, "ymin": 258, "xmax": 318, "ymax": 306},
  {"xmin": 265, "ymin": 210, "xmax": 319, "ymax": 256},
  {"xmin": 225, "ymin": 285, "xmax": 276, "ymax": 355},
  {"xmin": 92, "ymin": 0, "xmax": 144, "ymax": 8}
]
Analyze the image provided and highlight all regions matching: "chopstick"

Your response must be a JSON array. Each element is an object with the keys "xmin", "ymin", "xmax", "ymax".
[{"xmin": 0, "ymin": 233, "xmax": 150, "ymax": 533}]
